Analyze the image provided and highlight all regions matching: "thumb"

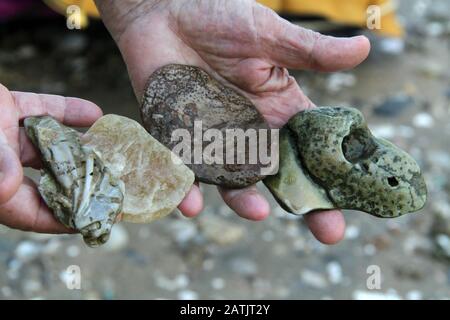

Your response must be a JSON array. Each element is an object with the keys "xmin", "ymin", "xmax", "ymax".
[
  {"xmin": 254, "ymin": 3, "xmax": 371, "ymax": 72},
  {"xmin": 0, "ymin": 140, "xmax": 23, "ymax": 204}
]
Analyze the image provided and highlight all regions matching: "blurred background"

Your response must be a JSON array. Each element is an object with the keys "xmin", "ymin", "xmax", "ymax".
[{"xmin": 0, "ymin": 0, "xmax": 449, "ymax": 300}]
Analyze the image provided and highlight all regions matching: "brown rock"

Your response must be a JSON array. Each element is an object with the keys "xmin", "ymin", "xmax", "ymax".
[{"xmin": 140, "ymin": 64, "xmax": 272, "ymax": 188}]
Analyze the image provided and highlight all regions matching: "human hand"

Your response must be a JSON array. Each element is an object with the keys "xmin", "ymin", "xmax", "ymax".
[
  {"xmin": 0, "ymin": 84, "xmax": 103, "ymax": 233},
  {"xmin": 95, "ymin": 0, "xmax": 371, "ymax": 244}
]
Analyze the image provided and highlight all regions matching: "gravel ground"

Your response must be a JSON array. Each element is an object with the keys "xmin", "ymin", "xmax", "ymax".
[{"xmin": 0, "ymin": 0, "xmax": 449, "ymax": 300}]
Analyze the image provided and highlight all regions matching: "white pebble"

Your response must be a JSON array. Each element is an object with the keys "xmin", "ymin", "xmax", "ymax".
[
  {"xmin": 211, "ymin": 278, "xmax": 225, "ymax": 290},
  {"xmin": 379, "ymin": 38, "xmax": 405, "ymax": 54},
  {"xmin": 167, "ymin": 220, "xmax": 197, "ymax": 244},
  {"xmin": 175, "ymin": 274, "xmax": 189, "ymax": 288},
  {"xmin": 326, "ymin": 73, "xmax": 356, "ymax": 93},
  {"xmin": 155, "ymin": 273, "xmax": 189, "ymax": 291},
  {"xmin": 363, "ymin": 244, "xmax": 377, "ymax": 256},
  {"xmin": 406, "ymin": 290, "xmax": 423, "ymax": 300},
  {"xmin": 66, "ymin": 245, "xmax": 80, "ymax": 258},
  {"xmin": 42, "ymin": 239, "xmax": 62, "ymax": 256},
  {"xmin": 345, "ymin": 225, "xmax": 360, "ymax": 240},
  {"xmin": 230, "ymin": 258, "xmax": 258, "ymax": 276},
  {"xmin": 101, "ymin": 224, "xmax": 129, "ymax": 252},
  {"xmin": 178, "ymin": 290, "xmax": 199, "ymax": 300},
  {"xmin": 370, "ymin": 125, "xmax": 395, "ymax": 139},
  {"xmin": 326, "ymin": 261, "xmax": 343, "ymax": 284},
  {"xmin": 301, "ymin": 270, "xmax": 328, "ymax": 289},
  {"xmin": 353, "ymin": 289, "xmax": 401, "ymax": 300},
  {"xmin": 412, "ymin": 113, "xmax": 434, "ymax": 128},
  {"xmin": 14, "ymin": 241, "xmax": 41, "ymax": 263}
]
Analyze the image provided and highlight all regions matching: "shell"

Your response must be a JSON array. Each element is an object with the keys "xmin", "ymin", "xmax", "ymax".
[{"xmin": 24, "ymin": 116, "xmax": 124, "ymax": 247}]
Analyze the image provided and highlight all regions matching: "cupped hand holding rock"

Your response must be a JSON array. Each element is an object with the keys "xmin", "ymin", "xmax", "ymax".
[{"xmin": 94, "ymin": 0, "xmax": 371, "ymax": 244}]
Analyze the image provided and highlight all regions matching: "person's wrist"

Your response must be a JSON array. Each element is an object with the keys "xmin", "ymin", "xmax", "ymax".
[
  {"xmin": 94, "ymin": 0, "xmax": 162, "ymax": 42},
  {"xmin": 94, "ymin": 0, "xmax": 169, "ymax": 99}
]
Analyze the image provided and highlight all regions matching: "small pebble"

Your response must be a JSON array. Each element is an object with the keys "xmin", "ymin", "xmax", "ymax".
[
  {"xmin": 14, "ymin": 241, "xmax": 41, "ymax": 263},
  {"xmin": 230, "ymin": 258, "xmax": 258, "ymax": 277},
  {"xmin": 352, "ymin": 289, "xmax": 401, "ymax": 300},
  {"xmin": 370, "ymin": 124, "xmax": 395, "ymax": 139},
  {"xmin": 325, "ymin": 73, "xmax": 356, "ymax": 93},
  {"xmin": 406, "ymin": 290, "xmax": 423, "ymax": 300},
  {"xmin": 178, "ymin": 290, "xmax": 199, "ymax": 300},
  {"xmin": 101, "ymin": 224, "xmax": 129, "ymax": 252},
  {"xmin": 326, "ymin": 261, "xmax": 343, "ymax": 284},
  {"xmin": 345, "ymin": 225, "xmax": 360, "ymax": 240},
  {"xmin": 155, "ymin": 273, "xmax": 189, "ymax": 291},
  {"xmin": 66, "ymin": 245, "xmax": 80, "ymax": 258},
  {"xmin": 301, "ymin": 270, "xmax": 328, "ymax": 289},
  {"xmin": 211, "ymin": 278, "xmax": 225, "ymax": 290},
  {"xmin": 167, "ymin": 220, "xmax": 197, "ymax": 245},
  {"xmin": 413, "ymin": 112, "xmax": 434, "ymax": 128},
  {"xmin": 363, "ymin": 244, "xmax": 377, "ymax": 256}
]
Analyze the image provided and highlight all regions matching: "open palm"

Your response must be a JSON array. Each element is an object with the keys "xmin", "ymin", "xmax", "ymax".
[
  {"xmin": 96, "ymin": 0, "xmax": 371, "ymax": 244},
  {"xmin": 0, "ymin": 85, "xmax": 103, "ymax": 233}
]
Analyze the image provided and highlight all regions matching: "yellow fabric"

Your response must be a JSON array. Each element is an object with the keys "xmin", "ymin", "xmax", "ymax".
[{"xmin": 43, "ymin": 0, "xmax": 403, "ymax": 37}]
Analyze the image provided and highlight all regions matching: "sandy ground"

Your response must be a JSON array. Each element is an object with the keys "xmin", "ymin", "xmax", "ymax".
[{"xmin": 0, "ymin": 0, "xmax": 449, "ymax": 300}]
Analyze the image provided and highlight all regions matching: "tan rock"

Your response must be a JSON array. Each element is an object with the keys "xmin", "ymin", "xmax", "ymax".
[{"xmin": 82, "ymin": 114, "xmax": 195, "ymax": 223}]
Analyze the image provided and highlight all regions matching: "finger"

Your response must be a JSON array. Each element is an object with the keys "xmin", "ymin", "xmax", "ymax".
[
  {"xmin": 250, "ymin": 74, "xmax": 315, "ymax": 127},
  {"xmin": 12, "ymin": 91, "xmax": 103, "ymax": 127},
  {"xmin": 0, "ymin": 141, "xmax": 23, "ymax": 204},
  {"xmin": 0, "ymin": 84, "xmax": 20, "ymax": 154},
  {"xmin": 0, "ymin": 177, "xmax": 72, "ymax": 233},
  {"xmin": 178, "ymin": 182, "xmax": 204, "ymax": 218},
  {"xmin": 18, "ymin": 128, "xmax": 42, "ymax": 168},
  {"xmin": 254, "ymin": 4, "xmax": 371, "ymax": 72},
  {"xmin": 303, "ymin": 209, "xmax": 346, "ymax": 245},
  {"xmin": 218, "ymin": 185, "xmax": 270, "ymax": 221}
]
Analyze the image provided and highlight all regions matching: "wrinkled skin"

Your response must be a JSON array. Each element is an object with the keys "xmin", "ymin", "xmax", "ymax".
[
  {"xmin": 95, "ymin": 0, "xmax": 371, "ymax": 244},
  {"xmin": 141, "ymin": 64, "xmax": 271, "ymax": 188},
  {"xmin": 0, "ymin": 86, "xmax": 103, "ymax": 234},
  {"xmin": 24, "ymin": 116, "xmax": 124, "ymax": 247}
]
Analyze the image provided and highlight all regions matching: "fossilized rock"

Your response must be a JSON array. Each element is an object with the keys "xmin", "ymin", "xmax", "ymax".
[
  {"xmin": 264, "ymin": 107, "xmax": 427, "ymax": 218},
  {"xmin": 82, "ymin": 114, "xmax": 195, "ymax": 223},
  {"xmin": 140, "ymin": 64, "xmax": 272, "ymax": 188},
  {"xmin": 24, "ymin": 116, "xmax": 124, "ymax": 247}
]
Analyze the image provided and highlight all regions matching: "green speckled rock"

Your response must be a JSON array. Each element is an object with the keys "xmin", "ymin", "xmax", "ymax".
[{"xmin": 264, "ymin": 106, "xmax": 427, "ymax": 218}]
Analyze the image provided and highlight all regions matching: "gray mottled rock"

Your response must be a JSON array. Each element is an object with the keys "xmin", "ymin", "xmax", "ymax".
[{"xmin": 140, "ymin": 64, "xmax": 271, "ymax": 188}]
